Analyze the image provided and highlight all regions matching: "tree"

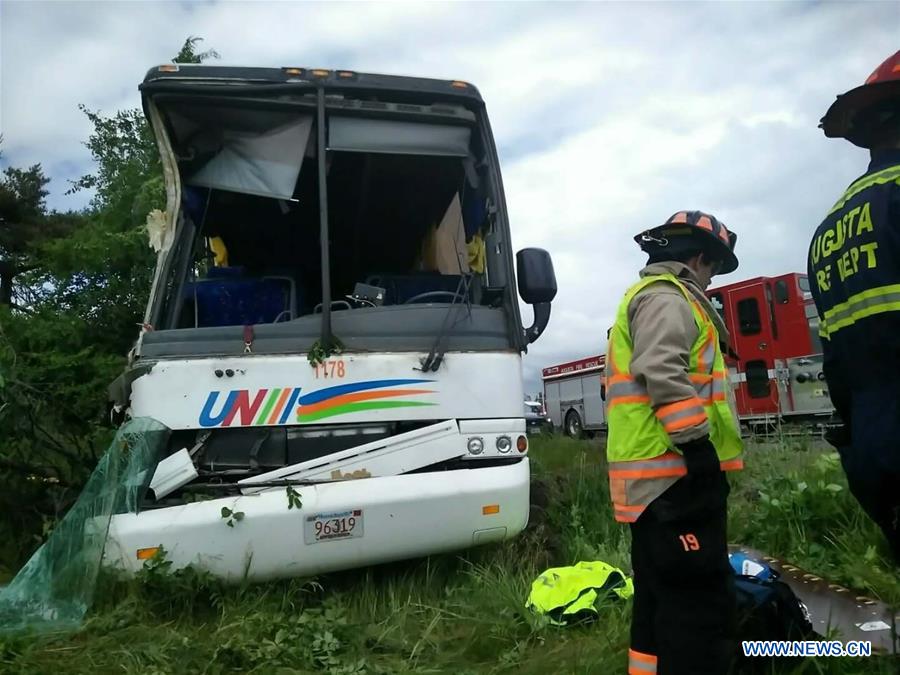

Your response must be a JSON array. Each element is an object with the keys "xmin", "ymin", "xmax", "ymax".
[
  {"xmin": 0, "ymin": 36, "xmax": 220, "ymax": 569},
  {"xmin": 0, "ymin": 164, "xmax": 47, "ymax": 307},
  {"xmin": 0, "ymin": 162, "xmax": 77, "ymax": 308},
  {"xmin": 173, "ymin": 36, "xmax": 220, "ymax": 64}
]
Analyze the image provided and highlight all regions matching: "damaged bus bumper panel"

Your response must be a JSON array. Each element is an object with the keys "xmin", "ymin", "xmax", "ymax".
[
  {"xmin": 104, "ymin": 352, "xmax": 531, "ymax": 581},
  {"xmin": 104, "ymin": 420, "xmax": 529, "ymax": 581}
]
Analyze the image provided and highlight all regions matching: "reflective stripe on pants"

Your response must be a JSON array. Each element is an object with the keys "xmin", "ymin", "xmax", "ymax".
[{"xmin": 628, "ymin": 648, "xmax": 658, "ymax": 674}]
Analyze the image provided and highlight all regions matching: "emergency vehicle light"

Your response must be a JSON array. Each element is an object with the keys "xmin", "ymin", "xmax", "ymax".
[
  {"xmin": 282, "ymin": 67, "xmax": 305, "ymax": 76},
  {"xmin": 158, "ymin": 64, "xmax": 179, "ymax": 73}
]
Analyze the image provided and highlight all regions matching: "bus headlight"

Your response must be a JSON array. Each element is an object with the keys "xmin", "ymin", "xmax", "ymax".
[
  {"xmin": 467, "ymin": 437, "xmax": 484, "ymax": 455},
  {"xmin": 496, "ymin": 436, "xmax": 512, "ymax": 453}
]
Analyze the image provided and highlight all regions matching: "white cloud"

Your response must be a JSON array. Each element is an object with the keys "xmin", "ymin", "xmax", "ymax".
[{"xmin": 1, "ymin": 0, "xmax": 897, "ymax": 393}]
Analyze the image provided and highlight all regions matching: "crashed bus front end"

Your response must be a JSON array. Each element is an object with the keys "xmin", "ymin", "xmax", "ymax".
[{"xmin": 104, "ymin": 65, "xmax": 556, "ymax": 581}]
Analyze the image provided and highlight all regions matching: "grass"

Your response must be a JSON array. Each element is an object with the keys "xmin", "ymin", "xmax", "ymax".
[{"xmin": 1, "ymin": 435, "xmax": 898, "ymax": 674}]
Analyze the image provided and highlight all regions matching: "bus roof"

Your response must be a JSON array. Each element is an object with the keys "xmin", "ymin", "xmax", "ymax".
[{"xmin": 141, "ymin": 64, "xmax": 484, "ymax": 103}]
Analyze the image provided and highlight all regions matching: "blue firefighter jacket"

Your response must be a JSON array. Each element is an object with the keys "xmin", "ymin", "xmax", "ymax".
[{"xmin": 807, "ymin": 149, "xmax": 900, "ymax": 471}]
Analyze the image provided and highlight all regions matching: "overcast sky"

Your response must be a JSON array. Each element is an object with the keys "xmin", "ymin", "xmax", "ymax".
[{"xmin": 1, "ymin": 1, "xmax": 897, "ymax": 393}]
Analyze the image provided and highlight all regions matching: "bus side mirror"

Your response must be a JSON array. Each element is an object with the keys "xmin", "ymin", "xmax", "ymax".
[{"xmin": 516, "ymin": 248, "xmax": 557, "ymax": 343}]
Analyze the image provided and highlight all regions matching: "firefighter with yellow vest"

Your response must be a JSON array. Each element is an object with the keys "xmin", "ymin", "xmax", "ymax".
[
  {"xmin": 810, "ymin": 50, "xmax": 900, "ymax": 562},
  {"xmin": 606, "ymin": 211, "xmax": 743, "ymax": 675}
]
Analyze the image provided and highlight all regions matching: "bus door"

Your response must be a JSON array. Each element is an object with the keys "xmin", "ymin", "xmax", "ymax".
[{"xmin": 726, "ymin": 284, "xmax": 780, "ymax": 416}]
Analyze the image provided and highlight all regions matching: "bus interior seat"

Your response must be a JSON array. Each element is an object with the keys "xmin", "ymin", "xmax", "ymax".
[{"xmin": 182, "ymin": 267, "xmax": 296, "ymax": 327}]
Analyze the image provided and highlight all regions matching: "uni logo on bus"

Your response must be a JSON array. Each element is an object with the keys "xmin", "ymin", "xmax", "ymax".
[{"xmin": 198, "ymin": 379, "xmax": 437, "ymax": 427}]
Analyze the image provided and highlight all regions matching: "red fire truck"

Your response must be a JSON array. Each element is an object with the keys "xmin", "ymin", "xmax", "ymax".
[
  {"xmin": 542, "ymin": 355, "xmax": 606, "ymax": 437},
  {"xmin": 707, "ymin": 272, "xmax": 835, "ymax": 428},
  {"xmin": 542, "ymin": 272, "xmax": 835, "ymax": 437}
]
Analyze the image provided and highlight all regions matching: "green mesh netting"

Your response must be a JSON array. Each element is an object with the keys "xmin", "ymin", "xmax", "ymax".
[{"xmin": 0, "ymin": 417, "xmax": 168, "ymax": 635}]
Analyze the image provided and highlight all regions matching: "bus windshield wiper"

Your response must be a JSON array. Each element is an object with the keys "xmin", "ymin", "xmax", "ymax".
[{"xmin": 418, "ymin": 273, "xmax": 473, "ymax": 373}]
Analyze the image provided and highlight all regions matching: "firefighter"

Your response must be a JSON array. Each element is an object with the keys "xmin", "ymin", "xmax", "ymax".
[
  {"xmin": 811, "ymin": 50, "xmax": 900, "ymax": 562},
  {"xmin": 606, "ymin": 211, "xmax": 744, "ymax": 675}
]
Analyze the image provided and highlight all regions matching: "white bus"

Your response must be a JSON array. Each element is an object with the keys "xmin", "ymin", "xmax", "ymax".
[{"xmin": 103, "ymin": 64, "xmax": 557, "ymax": 581}]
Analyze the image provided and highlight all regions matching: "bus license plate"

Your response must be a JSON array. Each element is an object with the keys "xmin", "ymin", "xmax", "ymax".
[{"xmin": 304, "ymin": 509, "xmax": 364, "ymax": 544}]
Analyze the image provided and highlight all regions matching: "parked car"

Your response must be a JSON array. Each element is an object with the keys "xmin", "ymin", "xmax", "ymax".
[{"xmin": 524, "ymin": 401, "xmax": 552, "ymax": 435}]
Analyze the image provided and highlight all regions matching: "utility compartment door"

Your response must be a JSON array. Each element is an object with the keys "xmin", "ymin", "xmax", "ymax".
[
  {"xmin": 726, "ymin": 285, "xmax": 779, "ymax": 417},
  {"xmin": 558, "ymin": 377, "xmax": 585, "ymax": 425},
  {"xmin": 544, "ymin": 380, "xmax": 562, "ymax": 428},
  {"xmin": 780, "ymin": 355, "xmax": 834, "ymax": 416},
  {"xmin": 582, "ymin": 372, "xmax": 606, "ymax": 429}
]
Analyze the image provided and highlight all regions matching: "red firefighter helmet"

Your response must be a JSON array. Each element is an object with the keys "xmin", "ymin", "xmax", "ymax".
[
  {"xmin": 634, "ymin": 210, "xmax": 739, "ymax": 274},
  {"xmin": 820, "ymin": 50, "xmax": 900, "ymax": 148}
]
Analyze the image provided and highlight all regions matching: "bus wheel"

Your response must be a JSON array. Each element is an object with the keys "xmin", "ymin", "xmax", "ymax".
[{"xmin": 565, "ymin": 411, "xmax": 583, "ymax": 439}]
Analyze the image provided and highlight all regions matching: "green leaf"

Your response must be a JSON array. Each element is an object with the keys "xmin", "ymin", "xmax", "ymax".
[
  {"xmin": 286, "ymin": 485, "xmax": 303, "ymax": 510},
  {"xmin": 233, "ymin": 511, "xmax": 244, "ymax": 522},
  {"xmin": 220, "ymin": 507, "xmax": 232, "ymax": 518}
]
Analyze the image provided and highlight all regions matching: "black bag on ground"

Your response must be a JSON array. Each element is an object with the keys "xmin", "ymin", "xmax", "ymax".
[
  {"xmin": 734, "ymin": 573, "xmax": 813, "ymax": 642},
  {"xmin": 732, "ymin": 574, "xmax": 814, "ymax": 672}
]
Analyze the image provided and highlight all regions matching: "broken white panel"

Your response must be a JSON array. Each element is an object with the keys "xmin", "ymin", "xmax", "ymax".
[
  {"xmin": 239, "ymin": 420, "xmax": 462, "ymax": 494},
  {"xmin": 149, "ymin": 448, "xmax": 199, "ymax": 499}
]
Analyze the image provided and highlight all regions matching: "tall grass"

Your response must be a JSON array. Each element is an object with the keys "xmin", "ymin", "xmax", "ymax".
[{"xmin": 2, "ymin": 435, "xmax": 897, "ymax": 674}]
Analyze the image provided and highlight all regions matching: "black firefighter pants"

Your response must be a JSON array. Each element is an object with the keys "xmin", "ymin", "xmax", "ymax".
[{"xmin": 629, "ymin": 473, "xmax": 736, "ymax": 675}]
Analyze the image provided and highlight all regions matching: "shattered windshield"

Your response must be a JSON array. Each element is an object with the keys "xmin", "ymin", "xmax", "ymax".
[{"xmin": 153, "ymin": 97, "xmax": 501, "ymax": 331}]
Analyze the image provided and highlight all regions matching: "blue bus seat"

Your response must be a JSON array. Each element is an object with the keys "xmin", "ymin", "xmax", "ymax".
[{"xmin": 183, "ymin": 271, "xmax": 293, "ymax": 327}]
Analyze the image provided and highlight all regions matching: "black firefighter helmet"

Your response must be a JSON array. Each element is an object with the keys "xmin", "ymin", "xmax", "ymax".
[
  {"xmin": 635, "ymin": 210, "xmax": 739, "ymax": 275},
  {"xmin": 820, "ymin": 50, "xmax": 900, "ymax": 149}
]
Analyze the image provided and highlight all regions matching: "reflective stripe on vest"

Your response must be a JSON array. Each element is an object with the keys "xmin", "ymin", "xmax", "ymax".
[
  {"xmin": 606, "ymin": 273, "xmax": 743, "ymax": 523},
  {"xmin": 606, "ymin": 372, "xmax": 727, "ymax": 407},
  {"xmin": 609, "ymin": 451, "xmax": 745, "ymax": 480},
  {"xmin": 655, "ymin": 396, "xmax": 706, "ymax": 433}
]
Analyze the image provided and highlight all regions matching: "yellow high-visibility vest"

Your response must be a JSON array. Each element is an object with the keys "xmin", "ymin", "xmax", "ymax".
[
  {"xmin": 525, "ymin": 560, "xmax": 634, "ymax": 625},
  {"xmin": 605, "ymin": 273, "xmax": 743, "ymax": 522}
]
